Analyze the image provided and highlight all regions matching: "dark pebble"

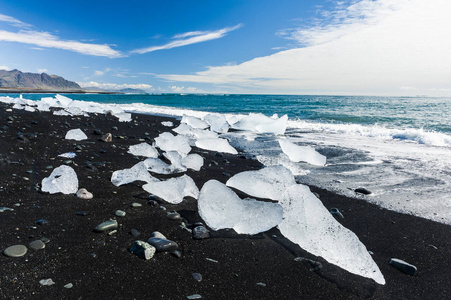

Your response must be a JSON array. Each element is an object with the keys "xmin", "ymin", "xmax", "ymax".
[
  {"xmin": 75, "ymin": 211, "xmax": 87, "ymax": 216},
  {"xmin": 192, "ymin": 273, "xmax": 202, "ymax": 282},
  {"xmin": 36, "ymin": 219, "xmax": 48, "ymax": 225},
  {"xmin": 171, "ymin": 250, "xmax": 182, "ymax": 258},
  {"xmin": 130, "ymin": 229, "xmax": 141, "ymax": 237},
  {"xmin": 193, "ymin": 226, "xmax": 211, "ymax": 240},
  {"xmin": 389, "ymin": 258, "xmax": 417, "ymax": 275},
  {"xmin": 355, "ymin": 187, "xmax": 372, "ymax": 195},
  {"xmin": 146, "ymin": 237, "xmax": 178, "ymax": 252}
]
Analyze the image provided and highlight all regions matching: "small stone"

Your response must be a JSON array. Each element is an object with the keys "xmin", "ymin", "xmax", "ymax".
[
  {"xmin": 355, "ymin": 187, "xmax": 372, "ymax": 195},
  {"xmin": 171, "ymin": 250, "xmax": 182, "ymax": 258},
  {"xmin": 130, "ymin": 240, "xmax": 156, "ymax": 260},
  {"xmin": 3, "ymin": 245, "xmax": 27, "ymax": 257},
  {"xmin": 29, "ymin": 240, "xmax": 45, "ymax": 250},
  {"xmin": 167, "ymin": 212, "xmax": 182, "ymax": 221},
  {"xmin": 64, "ymin": 283, "xmax": 73, "ymax": 289},
  {"xmin": 94, "ymin": 220, "xmax": 118, "ymax": 232},
  {"xmin": 75, "ymin": 211, "xmax": 87, "ymax": 216},
  {"xmin": 148, "ymin": 200, "xmax": 159, "ymax": 207},
  {"xmin": 92, "ymin": 129, "xmax": 102, "ymax": 135},
  {"xmin": 131, "ymin": 202, "xmax": 142, "ymax": 208},
  {"xmin": 39, "ymin": 278, "xmax": 55, "ymax": 286},
  {"xmin": 160, "ymin": 206, "xmax": 167, "ymax": 211},
  {"xmin": 150, "ymin": 231, "xmax": 166, "ymax": 239},
  {"xmin": 111, "ymin": 126, "xmax": 118, "ymax": 131},
  {"xmin": 389, "ymin": 258, "xmax": 417, "ymax": 275},
  {"xmin": 186, "ymin": 294, "xmax": 202, "ymax": 300},
  {"xmin": 130, "ymin": 229, "xmax": 141, "ymax": 237},
  {"xmin": 146, "ymin": 237, "xmax": 178, "ymax": 252},
  {"xmin": 0, "ymin": 207, "xmax": 14, "ymax": 212},
  {"xmin": 193, "ymin": 226, "xmax": 210, "ymax": 240},
  {"xmin": 76, "ymin": 188, "xmax": 93, "ymax": 199},
  {"xmin": 192, "ymin": 273, "xmax": 202, "ymax": 282},
  {"xmin": 330, "ymin": 208, "xmax": 344, "ymax": 218},
  {"xmin": 101, "ymin": 133, "xmax": 113, "ymax": 142},
  {"xmin": 115, "ymin": 210, "xmax": 126, "ymax": 217},
  {"xmin": 40, "ymin": 237, "xmax": 50, "ymax": 243},
  {"xmin": 256, "ymin": 282, "xmax": 267, "ymax": 287},
  {"xmin": 36, "ymin": 219, "xmax": 48, "ymax": 225}
]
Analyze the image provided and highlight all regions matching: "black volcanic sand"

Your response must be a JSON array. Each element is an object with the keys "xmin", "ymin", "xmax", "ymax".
[{"xmin": 0, "ymin": 102, "xmax": 449, "ymax": 299}]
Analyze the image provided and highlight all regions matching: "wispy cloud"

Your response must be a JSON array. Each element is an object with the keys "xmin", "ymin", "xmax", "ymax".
[
  {"xmin": 157, "ymin": 0, "xmax": 451, "ymax": 96},
  {"xmin": 130, "ymin": 24, "xmax": 243, "ymax": 55},
  {"xmin": 0, "ymin": 65, "xmax": 11, "ymax": 70},
  {"xmin": 0, "ymin": 14, "xmax": 122, "ymax": 58},
  {"xmin": 78, "ymin": 81, "xmax": 153, "ymax": 91},
  {"xmin": 37, "ymin": 68, "xmax": 48, "ymax": 73}
]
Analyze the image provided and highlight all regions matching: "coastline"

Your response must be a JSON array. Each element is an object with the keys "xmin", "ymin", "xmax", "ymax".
[
  {"xmin": 0, "ymin": 88, "xmax": 121, "ymax": 94},
  {"xmin": 0, "ymin": 102, "xmax": 450, "ymax": 299}
]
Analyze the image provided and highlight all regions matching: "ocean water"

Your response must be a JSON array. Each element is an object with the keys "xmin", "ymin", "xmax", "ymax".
[{"xmin": 2, "ymin": 93, "xmax": 451, "ymax": 224}]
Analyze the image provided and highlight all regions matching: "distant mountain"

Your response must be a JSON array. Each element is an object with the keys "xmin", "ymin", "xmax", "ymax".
[
  {"xmin": 117, "ymin": 88, "xmax": 147, "ymax": 94},
  {"xmin": 0, "ymin": 69, "xmax": 81, "ymax": 91}
]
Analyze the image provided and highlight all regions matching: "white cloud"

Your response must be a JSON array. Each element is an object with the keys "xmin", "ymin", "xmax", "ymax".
[
  {"xmin": 157, "ymin": 0, "xmax": 451, "ymax": 96},
  {"xmin": 169, "ymin": 85, "xmax": 202, "ymax": 93},
  {"xmin": 0, "ymin": 13, "xmax": 31, "ymax": 28},
  {"xmin": 131, "ymin": 24, "xmax": 243, "ymax": 54},
  {"xmin": 38, "ymin": 68, "xmax": 48, "ymax": 73},
  {"xmin": 0, "ymin": 65, "xmax": 11, "ymax": 70},
  {"xmin": 78, "ymin": 81, "xmax": 153, "ymax": 91}
]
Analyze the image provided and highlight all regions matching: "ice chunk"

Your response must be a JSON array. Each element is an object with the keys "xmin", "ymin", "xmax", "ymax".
[
  {"xmin": 203, "ymin": 114, "xmax": 229, "ymax": 133},
  {"xmin": 114, "ymin": 112, "xmax": 132, "ymax": 122},
  {"xmin": 128, "ymin": 143, "xmax": 159, "ymax": 158},
  {"xmin": 181, "ymin": 115, "xmax": 209, "ymax": 129},
  {"xmin": 58, "ymin": 152, "xmax": 76, "ymax": 158},
  {"xmin": 173, "ymin": 124, "xmax": 218, "ymax": 140},
  {"xmin": 55, "ymin": 94, "xmax": 73, "ymax": 107},
  {"xmin": 163, "ymin": 151, "xmax": 187, "ymax": 172},
  {"xmin": 226, "ymin": 166, "xmax": 295, "ymax": 201},
  {"xmin": 65, "ymin": 129, "xmax": 88, "ymax": 141},
  {"xmin": 278, "ymin": 184, "xmax": 385, "ymax": 285},
  {"xmin": 182, "ymin": 154, "xmax": 204, "ymax": 171},
  {"xmin": 232, "ymin": 113, "xmax": 288, "ymax": 135},
  {"xmin": 195, "ymin": 138, "xmax": 238, "ymax": 154},
  {"xmin": 111, "ymin": 161, "xmax": 159, "ymax": 186},
  {"xmin": 142, "ymin": 175, "xmax": 199, "ymax": 204},
  {"xmin": 155, "ymin": 132, "xmax": 191, "ymax": 157},
  {"xmin": 161, "ymin": 121, "xmax": 174, "ymax": 127},
  {"xmin": 41, "ymin": 165, "xmax": 78, "ymax": 194},
  {"xmin": 278, "ymin": 138, "xmax": 326, "ymax": 166},
  {"xmin": 143, "ymin": 157, "xmax": 176, "ymax": 175},
  {"xmin": 198, "ymin": 180, "xmax": 283, "ymax": 235}
]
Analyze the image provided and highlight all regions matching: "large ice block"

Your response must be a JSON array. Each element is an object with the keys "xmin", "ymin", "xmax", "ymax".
[
  {"xmin": 65, "ymin": 129, "xmax": 88, "ymax": 141},
  {"xmin": 226, "ymin": 165, "xmax": 296, "ymax": 201},
  {"xmin": 232, "ymin": 113, "xmax": 288, "ymax": 135},
  {"xmin": 278, "ymin": 138, "xmax": 326, "ymax": 166},
  {"xmin": 41, "ymin": 165, "xmax": 78, "ymax": 194},
  {"xmin": 163, "ymin": 151, "xmax": 188, "ymax": 173},
  {"xmin": 195, "ymin": 138, "xmax": 238, "ymax": 154},
  {"xmin": 155, "ymin": 132, "xmax": 191, "ymax": 157},
  {"xmin": 182, "ymin": 154, "xmax": 204, "ymax": 171},
  {"xmin": 173, "ymin": 124, "xmax": 218, "ymax": 140},
  {"xmin": 128, "ymin": 143, "xmax": 159, "ymax": 158},
  {"xmin": 111, "ymin": 161, "xmax": 159, "ymax": 186},
  {"xmin": 203, "ymin": 114, "xmax": 230, "ymax": 133},
  {"xmin": 198, "ymin": 180, "xmax": 283, "ymax": 235},
  {"xmin": 142, "ymin": 175, "xmax": 199, "ymax": 204},
  {"xmin": 55, "ymin": 94, "xmax": 73, "ymax": 107},
  {"xmin": 143, "ymin": 158, "xmax": 174, "ymax": 175},
  {"xmin": 181, "ymin": 115, "xmax": 209, "ymax": 129},
  {"xmin": 278, "ymin": 184, "xmax": 385, "ymax": 285}
]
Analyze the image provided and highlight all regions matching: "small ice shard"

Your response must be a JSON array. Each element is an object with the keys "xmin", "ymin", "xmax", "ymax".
[
  {"xmin": 161, "ymin": 121, "xmax": 174, "ymax": 127},
  {"xmin": 278, "ymin": 184, "xmax": 385, "ymax": 285},
  {"xmin": 198, "ymin": 180, "xmax": 283, "ymax": 235},
  {"xmin": 232, "ymin": 113, "xmax": 288, "ymax": 135},
  {"xmin": 55, "ymin": 94, "xmax": 73, "ymax": 107},
  {"xmin": 195, "ymin": 138, "xmax": 238, "ymax": 154},
  {"xmin": 58, "ymin": 152, "xmax": 76, "ymax": 158},
  {"xmin": 203, "ymin": 114, "xmax": 229, "ymax": 133},
  {"xmin": 226, "ymin": 166, "xmax": 296, "ymax": 201},
  {"xmin": 163, "ymin": 151, "xmax": 187, "ymax": 172},
  {"xmin": 173, "ymin": 124, "xmax": 219, "ymax": 141},
  {"xmin": 181, "ymin": 115, "xmax": 209, "ymax": 129},
  {"xmin": 182, "ymin": 154, "xmax": 204, "ymax": 171},
  {"xmin": 278, "ymin": 138, "xmax": 326, "ymax": 166},
  {"xmin": 111, "ymin": 161, "xmax": 159, "ymax": 186},
  {"xmin": 128, "ymin": 142, "xmax": 159, "ymax": 158},
  {"xmin": 142, "ymin": 175, "xmax": 199, "ymax": 204},
  {"xmin": 155, "ymin": 132, "xmax": 191, "ymax": 157},
  {"xmin": 65, "ymin": 129, "xmax": 88, "ymax": 141},
  {"xmin": 41, "ymin": 165, "xmax": 78, "ymax": 194},
  {"xmin": 143, "ymin": 157, "xmax": 176, "ymax": 175},
  {"xmin": 114, "ymin": 112, "xmax": 132, "ymax": 122},
  {"xmin": 39, "ymin": 278, "xmax": 56, "ymax": 286}
]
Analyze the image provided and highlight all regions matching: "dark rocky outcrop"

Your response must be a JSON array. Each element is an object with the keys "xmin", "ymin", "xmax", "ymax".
[{"xmin": 0, "ymin": 69, "xmax": 81, "ymax": 90}]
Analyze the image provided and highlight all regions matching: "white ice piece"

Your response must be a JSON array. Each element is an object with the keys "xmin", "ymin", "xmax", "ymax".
[
  {"xmin": 65, "ymin": 129, "xmax": 88, "ymax": 141},
  {"xmin": 142, "ymin": 174, "xmax": 199, "ymax": 204},
  {"xmin": 41, "ymin": 165, "xmax": 79, "ymax": 194},
  {"xmin": 226, "ymin": 166, "xmax": 296, "ymax": 201},
  {"xmin": 198, "ymin": 180, "xmax": 283, "ymax": 235},
  {"xmin": 128, "ymin": 143, "xmax": 159, "ymax": 158},
  {"xmin": 155, "ymin": 132, "xmax": 191, "ymax": 157},
  {"xmin": 173, "ymin": 124, "xmax": 218, "ymax": 141},
  {"xmin": 114, "ymin": 112, "xmax": 132, "ymax": 122},
  {"xmin": 203, "ymin": 114, "xmax": 229, "ymax": 133},
  {"xmin": 278, "ymin": 184, "xmax": 385, "ymax": 285},
  {"xmin": 143, "ymin": 157, "xmax": 176, "ymax": 175},
  {"xmin": 163, "ymin": 151, "xmax": 187, "ymax": 172},
  {"xmin": 161, "ymin": 121, "xmax": 174, "ymax": 127},
  {"xmin": 232, "ymin": 113, "xmax": 288, "ymax": 135},
  {"xmin": 111, "ymin": 161, "xmax": 159, "ymax": 186},
  {"xmin": 55, "ymin": 94, "xmax": 73, "ymax": 107},
  {"xmin": 181, "ymin": 115, "xmax": 209, "ymax": 129},
  {"xmin": 195, "ymin": 138, "xmax": 238, "ymax": 154},
  {"xmin": 278, "ymin": 138, "xmax": 326, "ymax": 166},
  {"xmin": 182, "ymin": 154, "xmax": 204, "ymax": 171},
  {"xmin": 58, "ymin": 152, "xmax": 76, "ymax": 159}
]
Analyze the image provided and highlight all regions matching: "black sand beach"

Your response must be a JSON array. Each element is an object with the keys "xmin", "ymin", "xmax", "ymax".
[{"xmin": 0, "ymin": 102, "xmax": 450, "ymax": 299}]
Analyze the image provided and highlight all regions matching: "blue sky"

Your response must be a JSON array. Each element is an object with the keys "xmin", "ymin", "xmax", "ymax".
[{"xmin": 1, "ymin": 0, "xmax": 450, "ymax": 96}]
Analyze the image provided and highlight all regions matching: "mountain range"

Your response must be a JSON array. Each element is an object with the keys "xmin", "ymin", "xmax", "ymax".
[{"xmin": 0, "ymin": 69, "xmax": 81, "ymax": 91}]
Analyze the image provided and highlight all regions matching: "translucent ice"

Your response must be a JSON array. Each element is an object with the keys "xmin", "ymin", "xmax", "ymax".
[
  {"xmin": 111, "ymin": 161, "xmax": 159, "ymax": 186},
  {"xmin": 278, "ymin": 184, "xmax": 385, "ymax": 285},
  {"xmin": 55, "ymin": 94, "xmax": 73, "ymax": 107},
  {"xmin": 198, "ymin": 180, "xmax": 283, "ymax": 235},
  {"xmin": 155, "ymin": 132, "xmax": 191, "ymax": 157},
  {"xmin": 195, "ymin": 138, "xmax": 238, "ymax": 154},
  {"xmin": 226, "ymin": 166, "xmax": 296, "ymax": 201},
  {"xmin": 65, "ymin": 129, "xmax": 88, "ymax": 141},
  {"xmin": 181, "ymin": 115, "xmax": 209, "ymax": 129},
  {"xmin": 278, "ymin": 138, "xmax": 326, "ymax": 166},
  {"xmin": 163, "ymin": 151, "xmax": 188, "ymax": 173},
  {"xmin": 41, "ymin": 165, "xmax": 79, "ymax": 194},
  {"xmin": 142, "ymin": 175, "xmax": 199, "ymax": 204},
  {"xmin": 203, "ymin": 114, "xmax": 230, "ymax": 133},
  {"xmin": 232, "ymin": 113, "xmax": 288, "ymax": 135},
  {"xmin": 173, "ymin": 124, "xmax": 218, "ymax": 140},
  {"xmin": 143, "ymin": 157, "xmax": 175, "ymax": 175},
  {"xmin": 128, "ymin": 143, "xmax": 159, "ymax": 158},
  {"xmin": 161, "ymin": 121, "xmax": 174, "ymax": 127},
  {"xmin": 182, "ymin": 154, "xmax": 204, "ymax": 171},
  {"xmin": 114, "ymin": 112, "xmax": 132, "ymax": 122}
]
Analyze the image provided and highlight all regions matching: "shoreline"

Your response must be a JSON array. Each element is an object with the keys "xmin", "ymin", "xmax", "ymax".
[
  {"xmin": 0, "ymin": 102, "xmax": 450, "ymax": 299},
  {"xmin": 0, "ymin": 88, "xmax": 122, "ymax": 94}
]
